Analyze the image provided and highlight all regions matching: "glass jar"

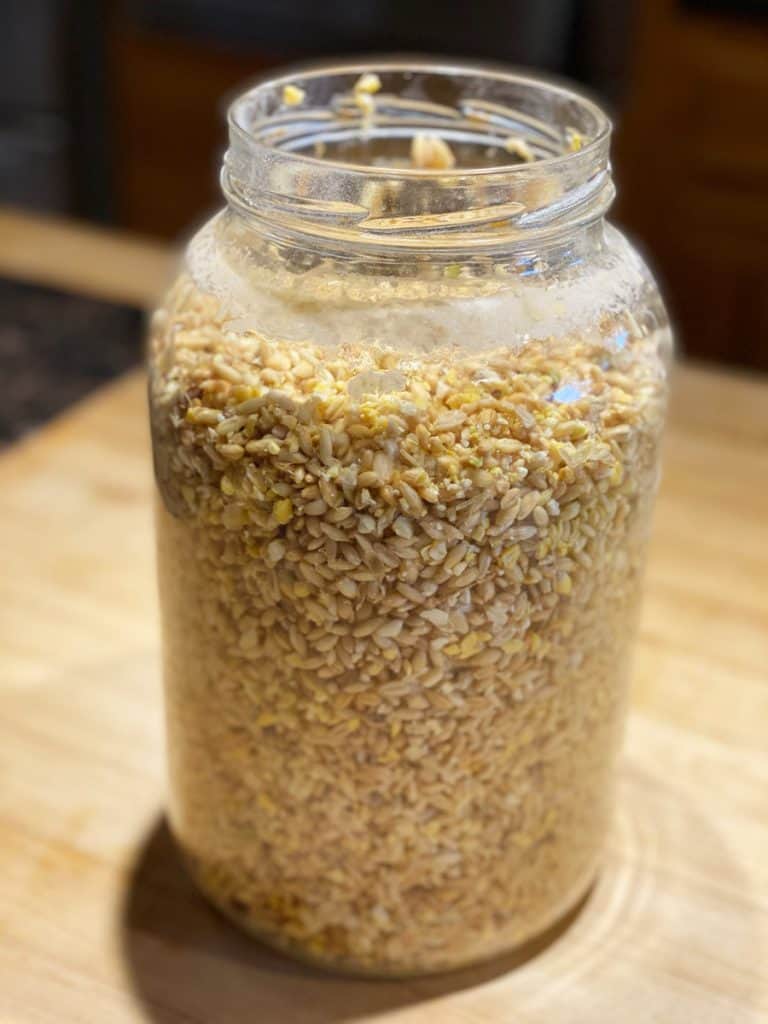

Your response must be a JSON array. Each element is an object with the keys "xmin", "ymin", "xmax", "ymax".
[{"xmin": 149, "ymin": 61, "xmax": 670, "ymax": 975}]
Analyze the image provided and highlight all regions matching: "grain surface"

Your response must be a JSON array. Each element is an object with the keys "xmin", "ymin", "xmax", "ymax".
[{"xmin": 150, "ymin": 278, "xmax": 666, "ymax": 972}]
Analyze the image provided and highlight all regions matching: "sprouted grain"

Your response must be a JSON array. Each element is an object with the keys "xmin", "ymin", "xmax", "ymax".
[
  {"xmin": 282, "ymin": 83, "xmax": 305, "ymax": 107},
  {"xmin": 504, "ymin": 137, "xmax": 535, "ymax": 162},
  {"xmin": 411, "ymin": 134, "xmax": 456, "ymax": 170}
]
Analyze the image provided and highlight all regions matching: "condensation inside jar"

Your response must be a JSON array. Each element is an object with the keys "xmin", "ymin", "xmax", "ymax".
[
  {"xmin": 150, "ymin": 62, "xmax": 670, "ymax": 976},
  {"xmin": 187, "ymin": 216, "xmax": 660, "ymax": 355}
]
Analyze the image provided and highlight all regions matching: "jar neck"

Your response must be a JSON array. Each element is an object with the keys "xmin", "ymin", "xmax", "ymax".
[{"xmin": 221, "ymin": 60, "xmax": 614, "ymax": 262}]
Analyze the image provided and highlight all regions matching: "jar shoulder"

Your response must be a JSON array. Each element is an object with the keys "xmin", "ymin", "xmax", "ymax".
[{"xmin": 158, "ymin": 212, "xmax": 670, "ymax": 358}]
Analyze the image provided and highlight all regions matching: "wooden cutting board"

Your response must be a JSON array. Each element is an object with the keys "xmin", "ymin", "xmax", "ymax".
[{"xmin": 1, "ymin": 211, "xmax": 767, "ymax": 1023}]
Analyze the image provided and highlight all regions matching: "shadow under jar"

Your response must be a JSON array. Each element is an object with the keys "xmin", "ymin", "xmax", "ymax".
[{"xmin": 149, "ymin": 60, "xmax": 671, "ymax": 976}]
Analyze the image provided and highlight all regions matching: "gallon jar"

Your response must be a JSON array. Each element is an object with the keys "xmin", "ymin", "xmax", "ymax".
[{"xmin": 149, "ymin": 61, "xmax": 670, "ymax": 975}]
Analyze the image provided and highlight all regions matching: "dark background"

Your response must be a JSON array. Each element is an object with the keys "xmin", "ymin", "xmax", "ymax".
[{"xmin": 2, "ymin": 0, "xmax": 768, "ymax": 370}]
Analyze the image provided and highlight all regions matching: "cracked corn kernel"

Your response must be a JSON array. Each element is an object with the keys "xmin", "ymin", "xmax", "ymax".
[
  {"xmin": 501, "ymin": 545, "xmax": 520, "ymax": 566},
  {"xmin": 502, "ymin": 637, "xmax": 524, "ymax": 655},
  {"xmin": 282, "ymin": 83, "xmax": 305, "ymax": 106},
  {"xmin": 555, "ymin": 420, "xmax": 590, "ymax": 441},
  {"xmin": 457, "ymin": 631, "xmax": 491, "ymax": 658},
  {"xmin": 273, "ymin": 498, "xmax": 293, "ymax": 524},
  {"xmin": 555, "ymin": 572, "xmax": 573, "ymax": 595},
  {"xmin": 186, "ymin": 406, "xmax": 219, "ymax": 425}
]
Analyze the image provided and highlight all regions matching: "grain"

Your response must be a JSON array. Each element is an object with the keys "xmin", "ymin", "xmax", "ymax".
[
  {"xmin": 150, "ymin": 277, "xmax": 667, "ymax": 974},
  {"xmin": 411, "ymin": 134, "xmax": 456, "ymax": 171},
  {"xmin": 504, "ymin": 137, "xmax": 535, "ymax": 162},
  {"xmin": 354, "ymin": 72, "xmax": 382, "ymax": 96},
  {"xmin": 282, "ymin": 84, "xmax": 305, "ymax": 107}
]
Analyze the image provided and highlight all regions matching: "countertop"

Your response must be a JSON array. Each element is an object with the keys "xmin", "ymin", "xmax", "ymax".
[{"xmin": 1, "ymin": 208, "xmax": 767, "ymax": 1023}]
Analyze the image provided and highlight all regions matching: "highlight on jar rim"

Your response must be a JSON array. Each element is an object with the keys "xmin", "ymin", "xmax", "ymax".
[{"xmin": 149, "ymin": 57, "xmax": 671, "ymax": 975}]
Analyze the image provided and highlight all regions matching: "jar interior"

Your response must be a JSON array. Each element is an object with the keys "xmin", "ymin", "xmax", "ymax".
[
  {"xmin": 233, "ymin": 64, "xmax": 607, "ymax": 169},
  {"xmin": 223, "ymin": 62, "xmax": 614, "ymax": 252}
]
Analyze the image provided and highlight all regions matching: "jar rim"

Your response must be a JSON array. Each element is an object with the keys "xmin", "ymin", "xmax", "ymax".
[
  {"xmin": 223, "ymin": 58, "xmax": 614, "ymax": 254},
  {"xmin": 227, "ymin": 57, "xmax": 611, "ymax": 178}
]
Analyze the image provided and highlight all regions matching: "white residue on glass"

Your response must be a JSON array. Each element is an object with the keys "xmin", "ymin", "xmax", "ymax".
[{"xmin": 347, "ymin": 369, "xmax": 407, "ymax": 400}]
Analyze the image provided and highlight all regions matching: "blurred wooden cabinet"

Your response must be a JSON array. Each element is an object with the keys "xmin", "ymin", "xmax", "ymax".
[
  {"xmin": 108, "ymin": 22, "xmax": 279, "ymax": 239},
  {"xmin": 615, "ymin": 0, "xmax": 768, "ymax": 369}
]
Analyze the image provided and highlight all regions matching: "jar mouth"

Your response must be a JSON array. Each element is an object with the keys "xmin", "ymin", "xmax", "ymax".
[{"xmin": 223, "ymin": 58, "xmax": 613, "ymax": 253}]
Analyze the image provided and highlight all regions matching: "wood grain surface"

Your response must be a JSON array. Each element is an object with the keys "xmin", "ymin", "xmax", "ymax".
[
  {"xmin": 0, "ymin": 206, "xmax": 175, "ymax": 308},
  {"xmin": 0, "ymin": 214, "xmax": 767, "ymax": 1023}
]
